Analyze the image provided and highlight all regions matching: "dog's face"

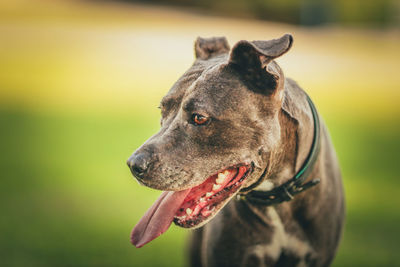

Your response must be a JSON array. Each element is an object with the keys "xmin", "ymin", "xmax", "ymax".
[{"xmin": 128, "ymin": 35, "xmax": 293, "ymax": 228}]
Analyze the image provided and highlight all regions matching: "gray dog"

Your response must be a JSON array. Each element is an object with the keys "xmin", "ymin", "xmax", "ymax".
[{"xmin": 127, "ymin": 34, "xmax": 345, "ymax": 267}]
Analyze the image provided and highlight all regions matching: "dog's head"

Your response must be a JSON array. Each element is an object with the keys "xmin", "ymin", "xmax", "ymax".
[{"xmin": 128, "ymin": 34, "xmax": 293, "ymax": 230}]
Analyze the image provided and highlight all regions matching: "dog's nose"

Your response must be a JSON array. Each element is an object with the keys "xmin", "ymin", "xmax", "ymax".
[{"xmin": 127, "ymin": 153, "xmax": 150, "ymax": 178}]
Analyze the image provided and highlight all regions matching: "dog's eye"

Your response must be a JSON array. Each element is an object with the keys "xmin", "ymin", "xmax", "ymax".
[{"xmin": 191, "ymin": 113, "xmax": 210, "ymax": 126}]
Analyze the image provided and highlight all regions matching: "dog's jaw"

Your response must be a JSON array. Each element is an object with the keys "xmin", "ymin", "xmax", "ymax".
[{"xmin": 173, "ymin": 164, "xmax": 252, "ymax": 228}]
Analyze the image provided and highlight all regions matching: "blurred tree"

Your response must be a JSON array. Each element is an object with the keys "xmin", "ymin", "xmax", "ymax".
[
  {"xmin": 333, "ymin": 0, "xmax": 395, "ymax": 27},
  {"xmin": 250, "ymin": 0, "xmax": 301, "ymax": 24},
  {"xmin": 114, "ymin": 0, "xmax": 400, "ymax": 27},
  {"xmin": 300, "ymin": 0, "xmax": 333, "ymax": 26}
]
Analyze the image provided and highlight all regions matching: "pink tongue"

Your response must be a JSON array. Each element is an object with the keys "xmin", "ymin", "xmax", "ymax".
[{"xmin": 131, "ymin": 189, "xmax": 191, "ymax": 248}]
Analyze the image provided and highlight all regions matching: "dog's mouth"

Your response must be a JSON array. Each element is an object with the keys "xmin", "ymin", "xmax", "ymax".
[
  {"xmin": 174, "ymin": 164, "xmax": 250, "ymax": 228},
  {"xmin": 131, "ymin": 164, "xmax": 251, "ymax": 248}
]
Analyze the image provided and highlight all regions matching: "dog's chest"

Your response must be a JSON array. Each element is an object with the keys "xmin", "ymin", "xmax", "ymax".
[{"xmin": 201, "ymin": 204, "xmax": 316, "ymax": 267}]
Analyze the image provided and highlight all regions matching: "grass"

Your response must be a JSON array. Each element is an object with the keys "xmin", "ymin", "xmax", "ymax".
[
  {"xmin": 0, "ymin": 109, "xmax": 186, "ymax": 267},
  {"xmin": 0, "ymin": 0, "xmax": 399, "ymax": 266}
]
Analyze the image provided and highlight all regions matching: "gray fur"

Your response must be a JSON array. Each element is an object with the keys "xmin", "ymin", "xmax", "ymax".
[{"xmin": 127, "ymin": 34, "xmax": 345, "ymax": 267}]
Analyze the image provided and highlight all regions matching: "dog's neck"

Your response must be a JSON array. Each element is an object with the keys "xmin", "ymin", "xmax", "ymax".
[{"xmin": 257, "ymin": 80, "xmax": 314, "ymax": 189}]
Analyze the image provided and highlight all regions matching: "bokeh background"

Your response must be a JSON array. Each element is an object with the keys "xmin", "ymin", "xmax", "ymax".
[{"xmin": 1, "ymin": 0, "xmax": 399, "ymax": 266}]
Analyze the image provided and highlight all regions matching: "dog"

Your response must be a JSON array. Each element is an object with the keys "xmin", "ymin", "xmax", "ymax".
[{"xmin": 127, "ymin": 34, "xmax": 345, "ymax": 267}]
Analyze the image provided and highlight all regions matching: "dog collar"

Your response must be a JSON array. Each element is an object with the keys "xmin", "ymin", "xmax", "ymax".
[{"xmin": 240, "ymin": 94, "xmax": 321, "ymax": 206}]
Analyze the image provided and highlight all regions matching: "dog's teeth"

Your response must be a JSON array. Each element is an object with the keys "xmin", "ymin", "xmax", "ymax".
[
  {"xmin": 175, "ymin": 214, "xmax": 187, "ymax": 221},
  {"xmin": 218, "ymin": 172, "xmax": 226, "ymax": 178},
  {"xmin": 216, "ymin": 172, "xmax": 227, "ymax": 184},
  {"xmin": 186, "ymin": 208, "xmax": 192, "ymax": 215},
  {"xmin": 212, "ymin": 184, "xmax": 221, "ymax": 191},
  {"xmin": 206, "ymin": 192, "xmax": 212, "ymax": 197}
]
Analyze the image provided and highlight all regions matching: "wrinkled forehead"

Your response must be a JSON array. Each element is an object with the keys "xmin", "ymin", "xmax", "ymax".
[
  {"xmin": 160, "ymin": 55, "xmax": 230, "ymax": 107},
  {"xmin": 183, "ymin": 66, "xmax": 245, "ymax": 113}
]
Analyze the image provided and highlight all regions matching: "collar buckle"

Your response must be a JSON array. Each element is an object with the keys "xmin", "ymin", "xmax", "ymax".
[{"xmin": 282, "ymin": 186, "xmax": 294, "ymax": 201}]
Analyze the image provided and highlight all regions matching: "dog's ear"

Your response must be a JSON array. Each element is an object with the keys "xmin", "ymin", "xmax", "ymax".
[
  {"xmin": 228, "ymin": 34, "xmax": 293, "ymax": 95},
  {"xmin": 195, "ymin": 37, "xmax": 230, "ymax": 60}
]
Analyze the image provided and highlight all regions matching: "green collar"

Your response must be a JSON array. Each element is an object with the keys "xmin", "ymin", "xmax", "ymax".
[{"xmin": 242, "ymin": 94, "xmax": 321, "ymax": 205}]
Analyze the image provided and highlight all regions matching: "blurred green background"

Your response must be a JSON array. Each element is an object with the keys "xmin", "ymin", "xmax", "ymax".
[{"xmin": 1, "ymin": 0, "xmax": 399, "ymax": 266}]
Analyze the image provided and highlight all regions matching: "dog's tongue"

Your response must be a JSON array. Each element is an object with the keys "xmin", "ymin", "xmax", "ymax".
[{"xmin": 131, "ymin": 189, "xmax": 191, "ymax": 248}]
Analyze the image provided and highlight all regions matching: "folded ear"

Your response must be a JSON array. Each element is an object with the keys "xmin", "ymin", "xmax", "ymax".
[
  {"xmin": 228, "ymin": 34, "xmax": 293, "ymax": 95},
  {"xmin": 195, "ymin": 37, "xmax": 230, "ymax": 60}
]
